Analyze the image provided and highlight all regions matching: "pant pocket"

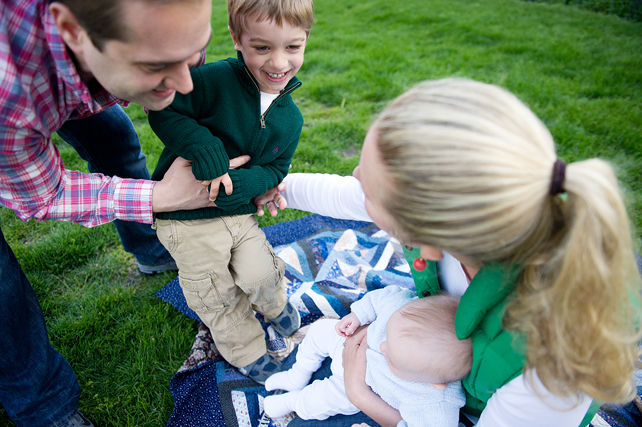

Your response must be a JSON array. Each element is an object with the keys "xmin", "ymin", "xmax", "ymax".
[{"xmin": 178, "ymin": 272, "xmax": 226, "ymax": 313}]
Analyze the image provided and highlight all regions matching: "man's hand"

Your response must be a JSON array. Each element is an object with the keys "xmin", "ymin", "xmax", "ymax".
[
  {"xmin": 254, "ymin": 182, "xmax": 287, "ymax": 217},
  {"xmin": 336, "ymin": 313, "xmax": 361, "ymax": 337},
  {"xmin": 152, "ymin": 155, "xmax": 249, "ymax": 212}
]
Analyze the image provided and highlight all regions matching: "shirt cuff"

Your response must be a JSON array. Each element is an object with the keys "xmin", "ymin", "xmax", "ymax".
[{"xmin": 113, "ymin": 178, "xmax": 155, "ymax": 224}]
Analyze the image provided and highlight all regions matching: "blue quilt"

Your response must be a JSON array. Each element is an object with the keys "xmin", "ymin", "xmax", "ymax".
[{"xmin": 155, "ymin": 214, "xmax": 642, "ymax": 427}]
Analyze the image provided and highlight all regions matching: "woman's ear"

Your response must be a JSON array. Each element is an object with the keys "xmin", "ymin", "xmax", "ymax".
[
  {"xmin": 48, "ymin": 3, "xmax": 86, "ymax": 54},
  {"xmin": 419, "ymin": 245, "xmax": 444, "ymax": 261}
]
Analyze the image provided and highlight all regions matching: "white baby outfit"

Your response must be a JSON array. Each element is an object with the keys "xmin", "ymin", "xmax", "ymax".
[{"xmin": 265, "ymin": 285, "xmax": 466, "ymax": 427}]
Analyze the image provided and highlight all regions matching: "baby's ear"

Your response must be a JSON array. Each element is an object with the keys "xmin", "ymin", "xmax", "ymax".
[{"xmin": 428, "ymin": 383, "xmax": 448, "ymax": 390}]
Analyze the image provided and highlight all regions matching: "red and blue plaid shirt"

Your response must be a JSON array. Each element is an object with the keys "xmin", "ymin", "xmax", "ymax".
[{"xmin": 1, "ymin": 0, "xmax": 167, "ymax": 227}]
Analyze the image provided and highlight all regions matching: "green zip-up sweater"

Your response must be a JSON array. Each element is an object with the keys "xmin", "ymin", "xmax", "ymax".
[
  {"xmin": 403, "ymin": 247, "xmax": 600, "ymax": 426},
  {"xmin": 149, "ymin": 53, "xmax": 303, "ymax": 221}
]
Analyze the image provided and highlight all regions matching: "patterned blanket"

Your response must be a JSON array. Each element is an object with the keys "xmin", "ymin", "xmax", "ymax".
[{"xmin": 155, "ymin": 214, "xmax": 642, "ymax": 427}]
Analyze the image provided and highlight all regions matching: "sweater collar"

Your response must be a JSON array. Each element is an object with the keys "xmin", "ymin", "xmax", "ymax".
[{"xmin": 455, "ymin": 263, "xmax": 521, "ymax": 339}]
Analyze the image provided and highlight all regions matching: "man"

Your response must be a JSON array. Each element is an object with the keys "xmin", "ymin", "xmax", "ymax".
[{"xmin": 0, "ymin": 1, "xmax": 246, "ymax": 425}]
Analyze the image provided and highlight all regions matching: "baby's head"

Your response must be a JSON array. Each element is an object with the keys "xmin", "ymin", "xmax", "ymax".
[{"xmin": 379, "ymin": 294, "xmax": 472, "ymax": 387}]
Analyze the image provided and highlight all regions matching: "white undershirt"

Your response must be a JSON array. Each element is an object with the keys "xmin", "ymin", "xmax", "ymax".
[
  {"xmin": 260, "ymin": 91, "xmax": 279, "ymax": 115},
  {"xmin": 281, "ymin": 172, "xmax": 593, "ymax": 427}
]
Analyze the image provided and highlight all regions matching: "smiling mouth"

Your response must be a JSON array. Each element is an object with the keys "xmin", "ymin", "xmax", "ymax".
[
  {"xmin": 266, "ymin": 71, "xmax": 289, "ymax": 79},
  {"xmin": 152, "ymin": 88, "xmax": 175, "ymax": 98}
]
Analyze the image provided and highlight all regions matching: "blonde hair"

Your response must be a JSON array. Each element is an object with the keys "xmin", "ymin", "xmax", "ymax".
[
  {"xmin": 375, "ymin": 78, "xmax": 642, "ymax": 403},
  {"xmin": 227, "ymin": 0, "xmax": 315, "ymax": 40},
  {"xmin": 396, "ymin": 294, "xmax": 472, "ymax": 384}
]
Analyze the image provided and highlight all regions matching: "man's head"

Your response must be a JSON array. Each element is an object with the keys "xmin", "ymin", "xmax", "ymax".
[
  {"xmin": 227, "ymin": 0, "xmax": 314, "ymax": 94},
  {"xmin": 379, "ymin": 294, "xmax": 472, "ymax": 386},
  {"xmin": 49, "ymin": 0, "xmax": 213, "ymax": 110}
]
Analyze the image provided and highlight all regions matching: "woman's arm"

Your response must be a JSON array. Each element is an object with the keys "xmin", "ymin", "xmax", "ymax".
[
  {"xmin": 282, "ymin": 173, "xmax": 371, "ymax": 221},
  {"xmin": 342, "ymin": 327, "xmax": 402, "ymax": 427}
]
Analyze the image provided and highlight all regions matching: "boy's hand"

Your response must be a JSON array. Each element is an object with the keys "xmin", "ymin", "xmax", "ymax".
[
  {"xmin": 200, "ymin": 172, "xmax": 233, "ymax": 201},
  {"xmin": 336, "ymin": 313, "xmax": 361, "ymax": 337},
  {"xmin": 198, "ymin": 154, "xmax": 250, "ymax": 201}
]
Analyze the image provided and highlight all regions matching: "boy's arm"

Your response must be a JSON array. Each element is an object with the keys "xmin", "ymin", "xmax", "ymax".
[
  {"xmin": 214, "ymin": 130, "xmax": 301, "ymax": 211},
  {"xmin": 148, "ymin": 68, "xmax": 230, "ymax": 182}
]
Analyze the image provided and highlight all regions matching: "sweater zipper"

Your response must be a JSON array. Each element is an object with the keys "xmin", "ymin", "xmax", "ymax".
[{"xmin": 244, "ymin": 67, "xmax": 302, "ymax": 129}]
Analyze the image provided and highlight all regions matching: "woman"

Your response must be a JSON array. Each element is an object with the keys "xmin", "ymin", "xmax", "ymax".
[{"xmin": 259, "ymin": 78, "xmax": 642, "ymax": 426}]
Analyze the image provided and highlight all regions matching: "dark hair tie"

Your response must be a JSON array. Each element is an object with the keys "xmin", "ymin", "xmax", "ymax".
[{"xmin": 549, "ymin": 159, "xmax": 567, "ymax": 196}]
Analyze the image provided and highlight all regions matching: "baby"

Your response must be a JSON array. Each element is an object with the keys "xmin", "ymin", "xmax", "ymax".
[{"xmin": 264, "ymin": 285, "xmax": 472, "ymax": 427}]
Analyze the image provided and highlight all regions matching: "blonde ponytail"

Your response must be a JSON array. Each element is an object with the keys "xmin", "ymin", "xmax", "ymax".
[{"xmin": 509, "ymin": 159, "xmax": 642, "ymax": 403}]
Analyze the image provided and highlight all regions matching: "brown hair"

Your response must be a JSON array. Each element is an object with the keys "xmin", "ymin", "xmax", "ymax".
[
  {"xmin": 375, "ymin": 78, "xmax": 642, "ymax": 403},
  {"xmin": 227, "ymin": 0, "xmax": 315, "ymax": 40},
  {"xmin": 50, "ymin": 0, "xmax": 203, "ymax": 51}
]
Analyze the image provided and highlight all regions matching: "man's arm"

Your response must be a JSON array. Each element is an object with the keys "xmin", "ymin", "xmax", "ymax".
[
  {"xmin": 0, "ymin": 124, "xmax": 247, "ymax": 226},
  {"xmin": 0, "ymin": 124, "xmax": 156, "ymax": 226}
]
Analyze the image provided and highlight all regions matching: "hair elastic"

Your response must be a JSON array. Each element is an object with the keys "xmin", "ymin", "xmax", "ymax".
[{"xmin": 549, "ymin": 159, "xmax": 567, "ymax": 196}]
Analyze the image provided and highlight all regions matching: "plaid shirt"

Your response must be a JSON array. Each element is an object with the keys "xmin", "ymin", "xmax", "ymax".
[{"xmin": 1, "ymin": 0, "xmax": 177, "ymax": 227}]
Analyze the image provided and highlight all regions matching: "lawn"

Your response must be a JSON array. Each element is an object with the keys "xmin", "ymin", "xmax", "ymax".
[{"xmin": 1, "ymin": 0, "xmax": 641, "ymax": 425}]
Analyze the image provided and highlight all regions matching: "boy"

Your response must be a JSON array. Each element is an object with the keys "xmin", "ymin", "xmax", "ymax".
[
  {"xmin": 148, "ymin": 0, "xmax": 315, "ymax": 384},
  {"xmin": 264, "ymin": 286, "xmax": 472, "ymax": 427}
]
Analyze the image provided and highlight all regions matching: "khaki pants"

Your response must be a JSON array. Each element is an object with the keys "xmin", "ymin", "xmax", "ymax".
[{"xmin": 154, "ymin": 214, "xmax": 287, "ymax": 367}]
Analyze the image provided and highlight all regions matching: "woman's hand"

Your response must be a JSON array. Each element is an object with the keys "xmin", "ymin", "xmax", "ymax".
[
  {"xmin": 342, "ymin": 325, "xmax": 370, "ymax": 398},
  {"xmin": 254, "ymin": 181, "xmax": 288, "ymax": 217},
  {"xmin": 343, "ymin": 325, "xmax": 402, "ymax": 427}
]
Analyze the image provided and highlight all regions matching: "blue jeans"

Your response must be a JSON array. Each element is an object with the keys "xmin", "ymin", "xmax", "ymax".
[
  {"xmin": 0, "ymin": 225, "xmax": 80, "ymax": 426},
  {"xmin": 281, "ymin": 347, "xmax": 382, "ymax": 427},
  {"xmin": 56, "ymin": 105, "xmax": 172, "ymax": 267}
]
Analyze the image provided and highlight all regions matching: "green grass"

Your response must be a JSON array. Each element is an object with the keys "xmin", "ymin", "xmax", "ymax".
[{"xmin": 2, "ymin": 0, "xmax": 641, "ymax": 425}]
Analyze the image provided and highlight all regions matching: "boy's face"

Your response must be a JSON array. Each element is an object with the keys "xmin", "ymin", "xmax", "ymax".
[{"xmin": 231, "ymin": 15, "xmax": 308, "ymax": 94}]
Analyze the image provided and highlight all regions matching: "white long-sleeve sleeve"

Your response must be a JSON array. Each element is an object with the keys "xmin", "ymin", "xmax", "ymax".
[
  {"xmin": 474, "ymin": 372, "xmax": 592, "ymax": 427},
  {"xmin": 282, "ymin": 173, "xmax": 371, "ymax": 222}
]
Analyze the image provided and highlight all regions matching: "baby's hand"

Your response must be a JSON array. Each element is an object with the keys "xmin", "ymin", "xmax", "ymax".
[{"xmin": 336, "ymin": 313, "xmax": 361, "ymax": 337}]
